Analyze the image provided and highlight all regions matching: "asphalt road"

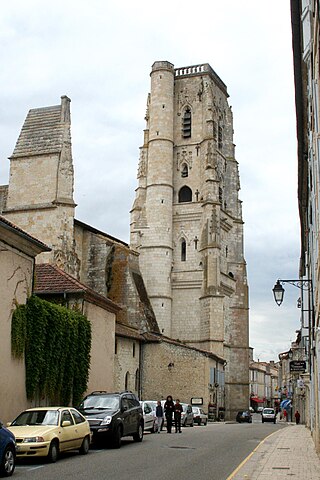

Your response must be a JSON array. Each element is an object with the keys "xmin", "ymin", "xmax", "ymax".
[{"xmin": 14, "ymin": 416, "xmax": 285, "ymax": 480}]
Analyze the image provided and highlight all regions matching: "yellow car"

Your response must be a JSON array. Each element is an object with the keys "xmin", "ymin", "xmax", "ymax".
[{"xmin": 7, "ymin": 407, "xmax": 91, "ymax": 462}]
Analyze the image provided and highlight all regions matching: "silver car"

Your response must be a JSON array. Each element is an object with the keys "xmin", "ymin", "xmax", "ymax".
[
  {"xmin": 140, "ymin": 401, "xmax": 157, "ymax": 432},
  {"xmin": 192, "ymin": 407, "xmax": 208, "ymax": 425},
  {"xmin": 261, "ymin": 407, "xmax": 276, "ymax": 424},
  {"xmin": 181, "ymin": 404, "xmax": 194, "ymax": 427}
]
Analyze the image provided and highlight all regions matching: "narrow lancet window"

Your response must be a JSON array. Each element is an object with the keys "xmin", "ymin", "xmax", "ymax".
[{"xmin": 181, "ymin": 239, "xmax": 186, "ymax": 261}]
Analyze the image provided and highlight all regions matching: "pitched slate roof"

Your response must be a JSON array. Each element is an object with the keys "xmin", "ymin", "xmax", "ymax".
[
  {"xmin": 34, "ymin": 263, "xmax": 121, "ymax": 314},
  {"xmin": 11, "ymin": 96, "xmax": 70, "ymax": 158}
]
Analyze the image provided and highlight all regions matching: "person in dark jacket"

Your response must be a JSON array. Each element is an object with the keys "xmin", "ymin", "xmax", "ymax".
[
  {"xmin": 174, "ymin": 399, "xmax": 183, "ymax": 433},
  {"xmin": 164, "ymin": 395, "xmax": 174, "ymax": 433},
  {"xmin": 155, "ymin": 400, "xmax": 164, "ymax": 433}
]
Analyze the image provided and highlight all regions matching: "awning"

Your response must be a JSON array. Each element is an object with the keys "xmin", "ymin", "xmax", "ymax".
[
  {"xmin": 250, "ymin": 397, "xmax": 264, "ymax": 403},
  {"xmin": 280, "ymin": 399, "xmax": 292, "ymax": 409}
]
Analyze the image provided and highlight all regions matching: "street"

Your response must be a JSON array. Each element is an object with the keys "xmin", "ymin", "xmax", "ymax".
[{"xmin": 13, "ymin": 416, "xmax": 285, "ymax": 480}]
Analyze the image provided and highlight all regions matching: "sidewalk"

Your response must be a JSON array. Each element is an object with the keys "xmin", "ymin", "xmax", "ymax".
[{"xmin": 228, "ymin": 423, "xmax": 320, "ymax": 479}]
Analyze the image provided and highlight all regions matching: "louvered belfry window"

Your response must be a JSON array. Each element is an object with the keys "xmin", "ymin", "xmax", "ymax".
[{"xmin": 183, "ymin": 108, "xmax": 192, "ymax": 138}]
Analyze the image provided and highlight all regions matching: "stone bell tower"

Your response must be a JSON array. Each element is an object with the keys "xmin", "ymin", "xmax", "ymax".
[
  {"xmin": 4, "ymin": 96, "xmax": 79, "ymax": 276},
  {"xmin": 131, "ymin": 61, "xmax": 250, "ymax": 419}
]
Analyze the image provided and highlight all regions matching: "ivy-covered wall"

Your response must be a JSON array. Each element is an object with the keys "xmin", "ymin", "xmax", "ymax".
[{"xmin": 11, "ymin": 295, "xmax": 91, "ymax": 406}]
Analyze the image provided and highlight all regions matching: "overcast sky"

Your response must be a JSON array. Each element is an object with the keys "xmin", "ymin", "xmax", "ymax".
[{"xmin": 0, "ymin": 0, "xmax": 301, "ymax": 361}]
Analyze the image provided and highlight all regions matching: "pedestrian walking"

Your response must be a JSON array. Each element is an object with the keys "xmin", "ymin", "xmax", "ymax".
[
  {"xmin": 164, "ymin": 395, "xmax": 174, "ymax": 433},
  {"xmin": 283, "ymin": 409, "xmax": 287, "ymax": 422},
  {"xmin": 155, "ymin": 400, "xmax": 164, "ymax": 433},
  {"xmin": 295, "ymin": 410, "xmax": 301, "ymax": 425},
  {"xmin": 174, "ymin": 399, "xmax": 183, "ymax": 433}
]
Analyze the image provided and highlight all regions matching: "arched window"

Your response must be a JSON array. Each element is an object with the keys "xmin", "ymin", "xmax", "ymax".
[
  {"xmin": 182, "ymin": 108, "xmax": 192, "ymax": 138},
  {"xmin": 178, "ymin": 186, "xmax": 192, "ymax": 203},
  {"xmin": 135, "ymin": 369, "xmax": 139, "ymax": 392},
  {"xmin": 125, "ymin": 371, "xmax": 130, "ymax": 391},
  {"xmin": 181, "ymin": 163, "xmax": 188, "ymax": 178},
  {"xmin": 181, "ymin": 239, "xmax": 186, "ymax": 262}
]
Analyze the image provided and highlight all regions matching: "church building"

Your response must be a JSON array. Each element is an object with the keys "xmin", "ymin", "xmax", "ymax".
[{"xmin": 131, "ymin": 61, "xmax": 250, "ymax": 418}]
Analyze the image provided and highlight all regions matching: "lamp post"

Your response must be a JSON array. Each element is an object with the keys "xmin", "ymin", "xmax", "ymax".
[{"xmin": 273, "ymin": 278, "xmax": 314, "ymax": 426}]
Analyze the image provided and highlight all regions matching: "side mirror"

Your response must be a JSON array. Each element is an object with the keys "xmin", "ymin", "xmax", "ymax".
[{"xmin": 62, "ymin": 420, "xmax": 71, "ymax": 427}]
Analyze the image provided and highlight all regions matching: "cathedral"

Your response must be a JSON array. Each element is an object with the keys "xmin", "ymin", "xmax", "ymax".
[
  {"xmin": 0, "ymin": 61, "xmax": 249, "ymax": 421},
  {"xmin": 131, "ymin": 62, "xmax": 250, "ymax": 418}
]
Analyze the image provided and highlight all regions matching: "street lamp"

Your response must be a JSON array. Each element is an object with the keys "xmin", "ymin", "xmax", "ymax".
[
  {"xmin": 273, "ymin": 280, "xmax": 285, "ymax": 306},
  {"xmin": 272, "ymin": 279, "xmax": 312, "ymax": 306}
]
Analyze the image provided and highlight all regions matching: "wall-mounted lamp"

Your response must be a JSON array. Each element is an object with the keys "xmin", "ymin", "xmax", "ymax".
[
  {"xmin": 168, "ymin": 362, "xmax": 174, "ymax": 372},
  {"xmin": 272, "ymin": 279, "xmax": 312, "ymax": 306}
]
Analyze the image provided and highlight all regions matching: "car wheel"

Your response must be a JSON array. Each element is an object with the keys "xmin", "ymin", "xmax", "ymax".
[
  {"xmin": 133, "ymin": 422, "xmax": 144, "ymax": 442},
  {"xmin": 0, "ymin": 445, "xmax": 15, "ymax": 477},
  {"xmin": 204, "ymin": 420, "xmax": 207, "ymax": 426},
  {"xmin": 262, "ymin": 420, "xmax": 264, "ymax": 424},
  {"xmin": 79, "ymin": 436, "xmax": 90, "ymax": 455},
  {"xmin": 48, "ymin": 440, "xmax": 59, "ymax": 463},
  {"xmin": 112, "ymin": 426, "xmax": 122, "ymax": 449}
]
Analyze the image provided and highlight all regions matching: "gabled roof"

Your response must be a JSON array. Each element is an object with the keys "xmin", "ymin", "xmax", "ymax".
[
  {"xmin": 11, "ymin": 96, "xmax": 70, "ymax": 159},
  {"xmin": 34, "ymin": 263, "xmax": 121, "ymax": 314},
  {"xmin": 0, "ymin": 215, "xmax": 51, "ymax": 256}
]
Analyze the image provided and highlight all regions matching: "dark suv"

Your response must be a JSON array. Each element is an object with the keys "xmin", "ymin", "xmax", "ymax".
[{"xmin": 78, "ymin": 391, "xmax": 144, "ymax": 448}]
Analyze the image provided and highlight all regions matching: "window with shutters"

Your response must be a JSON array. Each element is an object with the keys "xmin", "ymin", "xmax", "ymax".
[{"xmin": 182, "ymin": 108, "xmax": 191, "ymax": 138}]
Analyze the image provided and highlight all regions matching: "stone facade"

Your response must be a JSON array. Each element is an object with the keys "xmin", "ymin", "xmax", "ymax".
[
  {"xmin": 131, "ymin": 61, "xmax": 250, "ymax": 419},
  {"xmin": 142, "ymin": 338, "xmax": 225, "ymax": 418},
  {"xmin": 3, "ymin": 96, "xmax": 78, "ymax": 276},
  {"xmin": 0, "ymin": 216, "xmax": 50, "ymax": 422},
  {"xmin": 1, "ymin": 93, "xmax": 229, "ymax": 418}
]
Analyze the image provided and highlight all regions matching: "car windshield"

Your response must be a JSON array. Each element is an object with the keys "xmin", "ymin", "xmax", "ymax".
[
  {"xmin": 80, "ymin": 396, "xmax": 120, "ymax": 410},
  {"xmin": 12, "ymin": 410, "xmax": 59, "ymax": 426},
  {"xmin": 263, "ymin": 409, "xmax": 274, "ymax": 414}
]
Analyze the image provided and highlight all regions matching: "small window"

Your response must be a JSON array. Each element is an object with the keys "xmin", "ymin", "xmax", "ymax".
[
  {"xmin": 135, "ymin": 369, "xmax": 139, "ymax": 392},
  {"xmin": 182, "ymin": 108, "xmax": 191, "ymax": 138},
  {"xmin": 71, "ymin": 409, "xmax": 85, "ymax": 424},
  {"xmin": 218, "ymin": 126, "xmax": 223, "ymax": 150},
  {"xmin": 125, "ymin": 372, "xmax": 130, "ymax": 391},
  {"xmin": 61, "ymin": 410, "xmax": 74, "ymax": 426},
  {"xmin": 181, "ymin": 239, "xmax": 186, "ymax": 262},
  {"xmin": 178, "ymin": 186, "xmax": 192, "ymax": 203},
  {"xmin": 133, "ymin": 342, "xmax": 136, "ymax": 358},
  {"xmin": 115, "ymin": 339, "xmax": 118, "ymax": 354},
  {"xmin": 181, "ymin": 163, "xmax": 188, "ymax": 178},
  {"xmin": 213, "ymin": 121, "xmax": 217, "ymax": 140},
  {"xmin": 219, "ymin": 187, "xmax": 223, "ymax": 204}
]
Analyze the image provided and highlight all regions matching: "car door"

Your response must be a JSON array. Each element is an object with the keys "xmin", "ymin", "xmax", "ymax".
[
  {"xmin": 70, "ymin": 409, "xmax": 88, "ymax": 448},
  {"xmin": 143, "ymin": 403, "xmax": 154, "ymax": 431},
  {"xmin": 121, "ymin": 396, "xmax": 131, "ymax": 435},
  {"xmin": 59, "ymin": 409, "xmax": 77, "ymax": 452}
]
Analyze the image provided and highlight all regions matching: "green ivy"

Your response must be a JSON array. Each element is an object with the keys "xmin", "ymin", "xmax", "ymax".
[
  {"xmin": 11, "ymin": 295, "xmax": 91, "ymax": 406},
  {"xmin": 11, "ymin": 304, "xmax": 27, "ymax": 358}
]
